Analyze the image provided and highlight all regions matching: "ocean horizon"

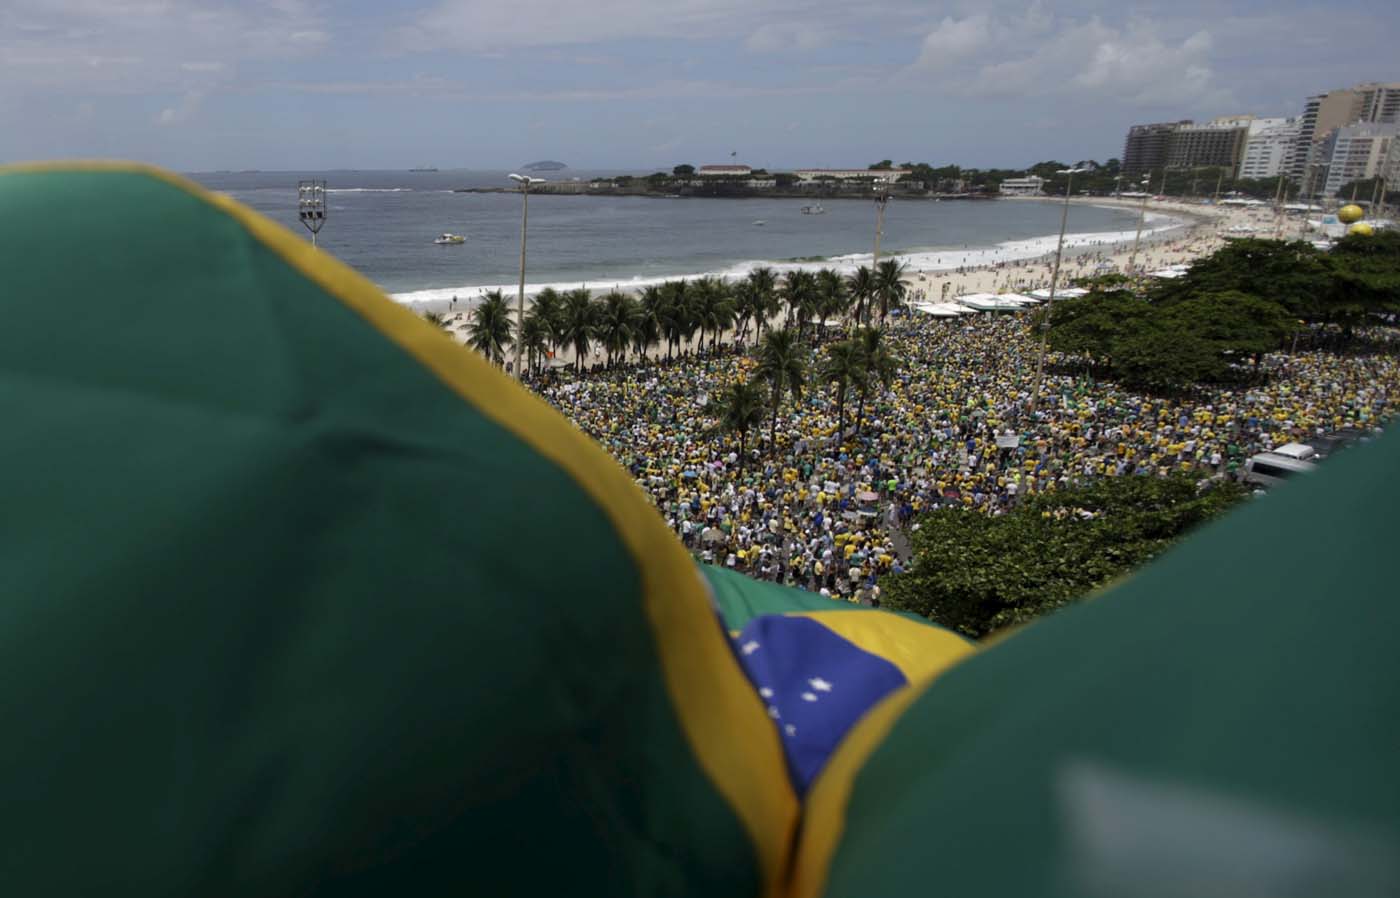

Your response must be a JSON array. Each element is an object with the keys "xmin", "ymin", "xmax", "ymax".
[{"xmin": 190, "ymin": 170, "xmax": 1182, "ymax": 306}]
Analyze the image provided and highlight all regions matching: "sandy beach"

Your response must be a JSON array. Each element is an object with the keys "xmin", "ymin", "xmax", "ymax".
[{"xmin": 430, "ymin": 197, "xmax": 1310, "ymax": 365}]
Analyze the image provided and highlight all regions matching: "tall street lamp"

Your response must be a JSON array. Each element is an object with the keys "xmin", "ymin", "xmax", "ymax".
[
  {"xmin": 1019, "ymin": 167, "xmax": 1086, "ymax": 494},
  {"xmin": 297, "ymin": 180, "xmax": 327, "ymax": 248},
  {"xmin": 508, "ymin": 173, "xmax": 544, "ymax": 378},
  {"xmin": 1127, "ymin": 174, "xmax": 1152, "ymax": 274}
]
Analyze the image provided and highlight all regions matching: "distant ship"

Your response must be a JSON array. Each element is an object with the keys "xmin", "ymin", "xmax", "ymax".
[
  {"xmin": 410, "ymin": 166, "xmax": 439, "ymax": 172},
  {"xmin": 522, "ymin": 161, "xmax": 568, "ymax": 172}
]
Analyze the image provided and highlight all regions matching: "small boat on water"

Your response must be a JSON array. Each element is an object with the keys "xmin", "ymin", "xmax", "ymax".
[
  {"xmin": 752, "ymin": 220, "xmax": 766, "ymax": 227},
  {"xmin": 434, "ymin": 233, "xmax": 466, "ymax": 245},
  {"xmin": 801, "ymin": 204, "xmax": 826, "ymax": 215}
]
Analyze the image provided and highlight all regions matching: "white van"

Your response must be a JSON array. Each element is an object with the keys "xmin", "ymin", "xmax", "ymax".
[
  {"xmin": 1243, "ymin": 452, "xmax": 1317, "ymax": 488},
  {"xmin": 1269, "ymin": 442, "xmax": 1318, "ymax": 462}
]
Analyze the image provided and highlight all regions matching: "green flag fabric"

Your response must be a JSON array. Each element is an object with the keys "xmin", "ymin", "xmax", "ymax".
[
  {"xmin": 797, "ymin": 413, "xmax": 1400, "ymax": 898},
  {"xmin": 3, "ymin": 162, "xmax": 1396, "ymax": 898},
  {"xmin": 0, "ymin": 163, "xmax": 799, "ymax": 897}
]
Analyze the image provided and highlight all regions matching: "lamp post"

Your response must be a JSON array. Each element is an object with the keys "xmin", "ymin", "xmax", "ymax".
[
  {"xmin": 872, "ymin": 180, "xmax": 891, "ymax": 268},
  {"xmin": 1128, "ymin": 174, "xmax": 1152, "ymax": 274},
  {"xmin": 1019, "ymin": 167, "xmax": 1086, "ymax": 495},
  {"xmin": 297, "ymin": 180, "xmax": 327, "ymax": 248},
  {"xmin": 508, "ymin": 173, "xmax": 544, "ymax": 378}
]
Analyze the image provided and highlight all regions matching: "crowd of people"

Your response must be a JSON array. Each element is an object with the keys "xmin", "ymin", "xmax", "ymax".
[{"xmin": 525, "ymin": 309, "xmax": 1399, "ymax": 604}]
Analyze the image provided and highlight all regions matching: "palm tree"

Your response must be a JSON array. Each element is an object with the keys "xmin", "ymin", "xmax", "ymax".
[
  {"xmin": 658, "ymin": 280, "xmax": 694, "ymax": 360},
  {"xmin": 561, "ymin": 287, "xmax": 596, "ymax": 372},
  {"xmin": 596, "ymin": 290, "xmax": 639, "ymax": 367},
  {"xmin": 815, "ymin": 268, "xmax": 849, "ymax": 341},
  {"xmin": 755, "ymin": 328, "xmax": 806, "ymax": 456},
  {"xmin": 703, "ymin": 378, "xmax": 768, "ymax": 471},
  {"xmin": 423, "ymin": 311, "xmax": 450, "ymax": 331},
  {"xmin": 747, "ymin": 266, "xmax": 779, "ymax": 337},
  {"xmin": 847, "ymin": 265, "xmax": 876, "ymax": 328},
  {"xmin": 874, "ymin": 259, "xmax": 909, "ymax": 324},
  {"xmin": 634, "ymin": 285, "xmax": 665, "ymax": 361},
  {"xmin": 853, "ymin": 326, "xmax": 902, "ymax": 436},
  {"xmin": 780, "ymin": 270, "xmax": 818, "ymax": 343},
  {"xmin": 822, "ymin": 339, "xmax": 866, "ymax": 443},
  {"xmin": 731, "ymin": 279, "xmax": 763, "ymax": 345},
  {"xmin": 467, "ymin": 289, "xmax": 514, "ymax": 366},
  {"xmin": 519, "ymin": 313, "xmax": 551, "ymax": 374},
  {"xmin": 529, "ymin": 287, "xmax": 566, "ymax": 356},
  {"xmin": 692, "ymin": 277, "xmax": 736, "ymax": 352}
]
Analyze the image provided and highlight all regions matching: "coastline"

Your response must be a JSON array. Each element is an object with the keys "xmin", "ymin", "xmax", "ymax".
[
  {"xmin": 390, "ymin": 197, "xmax": 1196, "ymax": 309},
  {"xmin": 431, "ymin": 198, "xmax": 1306, "ymax": 366}
]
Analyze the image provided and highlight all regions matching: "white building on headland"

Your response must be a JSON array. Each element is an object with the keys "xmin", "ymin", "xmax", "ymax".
[
  {"xmin": 1240, "ymin": 118, "xmax": 1300, "ymax": 180},
  {"xmin": 793, "ymin": 168, "xmax": 910, "ymax": 182},
  {"xmin": 998, "ymin": 176, "xmax": 1045, "ymax": 196},
  {"xmin": 697, "ymin": 165, "xmax": 752, "ymax": 177}
]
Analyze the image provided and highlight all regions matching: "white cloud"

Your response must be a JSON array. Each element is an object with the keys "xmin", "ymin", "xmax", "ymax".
[
  {"xmin": 0, "ymin": 0, "xmax": 327, "ymax": 94},
  {"xmin": 745, "ymin": 22, "xmax": 835, "ymax": 53},
  {"xmin": 906, "ymin": 5, "xmax": 1229, "ymax": 107},
  {"xmin": 912, "ymin": 15, "xmax": 991, "ymax": 69},
  {"xmin": 156, "ymin": 89, "xmax": 204, "ymax": 125}
]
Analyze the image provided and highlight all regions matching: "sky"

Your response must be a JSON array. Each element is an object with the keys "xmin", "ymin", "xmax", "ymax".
[{"xmin": 3, "ymin": 0, "xmax": 1397, "ymax": 172}]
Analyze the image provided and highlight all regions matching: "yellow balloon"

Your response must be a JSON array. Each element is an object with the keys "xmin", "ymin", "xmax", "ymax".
[
  {"xmin": 1347, "ymin": 222, "xmax": 1375, "ymax": 237},
  {"xmin": 1338, "ymin": 204, "xmax": 1364, "ymax": 224}
]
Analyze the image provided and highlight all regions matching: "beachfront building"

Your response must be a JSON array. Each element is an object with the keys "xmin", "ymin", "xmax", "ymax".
[
  {"xmin": 1288, "ymin": 83, "xmax": 1400, "ymax": 183},
  {"xmin": 1240, "ymin": 119, "xmax": 1300, "ymax": 180},
  {"xmin": 1122, "ymin": 121, "xmax": 1186, "ymax": 175},
  {"xmin": 1322, "ymin": 123, "xmax": 1400, "ymax": 196},
  {"xmin": 793, "ymin": 168, "xmax": 911, "ymax": 183},
  {"xmin": 697, "ymin": 165, "xmax": 752, "ymax": 177},
  {"xmin": 998, "ymin": 176, "xmax": 1045, "ymax": 196},
  {"xmin": 1165, "ymin": 122, "xmax": 1249, "ymax": 176}
]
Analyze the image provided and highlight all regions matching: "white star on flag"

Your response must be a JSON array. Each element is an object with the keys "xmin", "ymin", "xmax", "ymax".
[
  {"xmin": 784, "ymin": 724, "xmax": 797, "ymax": 737},
  {"xmin": 742, "ymin": 641, "xmax": 760, "ymax": 655},
  {"xmin": 759, "ymin": 687, "xmax": 774, "ymax": 698},
  {"xmin": 809, "ymin": 677, "xmax": 833, "ymax": 692},
  {"xmin": 768, "ymin": 705, "xmax": 781, "ymax": 719},
  {"xmin": 801, "ymin": 692, "xmax": 818, "ymax": 702}
]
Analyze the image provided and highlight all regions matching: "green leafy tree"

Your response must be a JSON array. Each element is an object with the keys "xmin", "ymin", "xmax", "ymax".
[
  {"xmin": 672, "ymin": 164, "xmax": 695, "ymax": 177},
  {"xmin": 1150, "ymin": 238, "xmax": 1333, "ymax": 321},
  {"xmin": 596, "ymin": 290, "xmax": 639, "ymax": 367},
  {"xmin": 884, "ymin": 475, "xmax": 1247, "ymax": 637},
  {"xmin": 561, "ymin": 287, "xmax": 596, "ymax": 372},
  {"xmin": 755, "ymin": 328, "xmax": 807, "ymax": 456},
  {"xmin": 846, "ymin": 265, "xmax": 876, "ymax": 327},
  {"xmin": 853, "ymin": 326, "xmax": 900, "ymax": 435},
  {"xmin": 467, "ymin": 289, "xmax": 515, "ymax": 366},
  {"xmin": 814, "ymin": 268, "xmax": 849, "ymax": 339},
  {"xmin": 692, "ymin": 277, "xmax": 736, "ymax": 352},
  {"xmin": 821, "ymin": 339, "xmax": 866, "ymax": 442},
  {"xmin": 873, "ymin": 259, "xmax": 908, "ymax": 323},
  {"xmin": 518, "ymin": 313, "xmax": 551, "ymax": 373},
  {"xmin": 422, "ymin": 311, "xmax": 450, "ymax": 331},
  {"xmin": 780, "ymin": 269, "xmax": 818, "ymax": 340},
  {"xmin": 703, "ymin": 378, "xmax": 768, "ymax": 470},
  {"xmin": 746, "ymin": 267, "xmax": 780, "ymax": 337},
  {"xmin": 526, "ymin": 286, "xmax": 565, "ymax": 355}
]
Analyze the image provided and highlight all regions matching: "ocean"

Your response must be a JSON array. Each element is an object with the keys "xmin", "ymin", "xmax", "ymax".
[{"xmin": 190, "ymin": 170, "xmax": 1175, "ymax": 305}]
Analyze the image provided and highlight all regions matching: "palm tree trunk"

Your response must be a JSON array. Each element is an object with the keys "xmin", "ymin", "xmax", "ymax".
[
  {"xmin": 836, "ymin": 385, "xmax": 845, "ymax": 440},
  {"xmin": 738, "ymin": 431, "xmax": 746, "ymax": 472},
  {"xmin": 769, "ymin": 397, "xmax": 779, "ymax": 457},
  {"xmin": 855, "ymin": 388, "xmax": 867, "ymax": 436}
]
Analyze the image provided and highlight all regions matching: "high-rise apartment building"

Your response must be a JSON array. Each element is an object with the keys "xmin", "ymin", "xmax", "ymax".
[
  {"xmin": 1289, "ymin": 82, "xmax": 1400, "ymax": 182},
  {"xmin": 1165, "ymin": 123, "xmax": 1249, "ymax": 175},
  {"xmin": 1240, "ymin": 119, "xmax": 1300, "ymax": 180},
  {"xmin": 1121, "ymin": 122, "xmax": 1186, "ymax": 176},
  {"xmin": 1322, "ymin": 123, "xmax": 1400, "ymax": 196}
]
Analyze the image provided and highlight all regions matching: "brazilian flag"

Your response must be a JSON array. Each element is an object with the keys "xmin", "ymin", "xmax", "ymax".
[{"xmin": 2, "ymin": 164, "xmax": 1397, "ymax": 898}]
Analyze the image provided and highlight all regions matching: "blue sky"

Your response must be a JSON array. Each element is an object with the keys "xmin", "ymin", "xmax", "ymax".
[{"xmin": 3, "ymin": 0, "xmax": 1397, "ymax": 171}]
